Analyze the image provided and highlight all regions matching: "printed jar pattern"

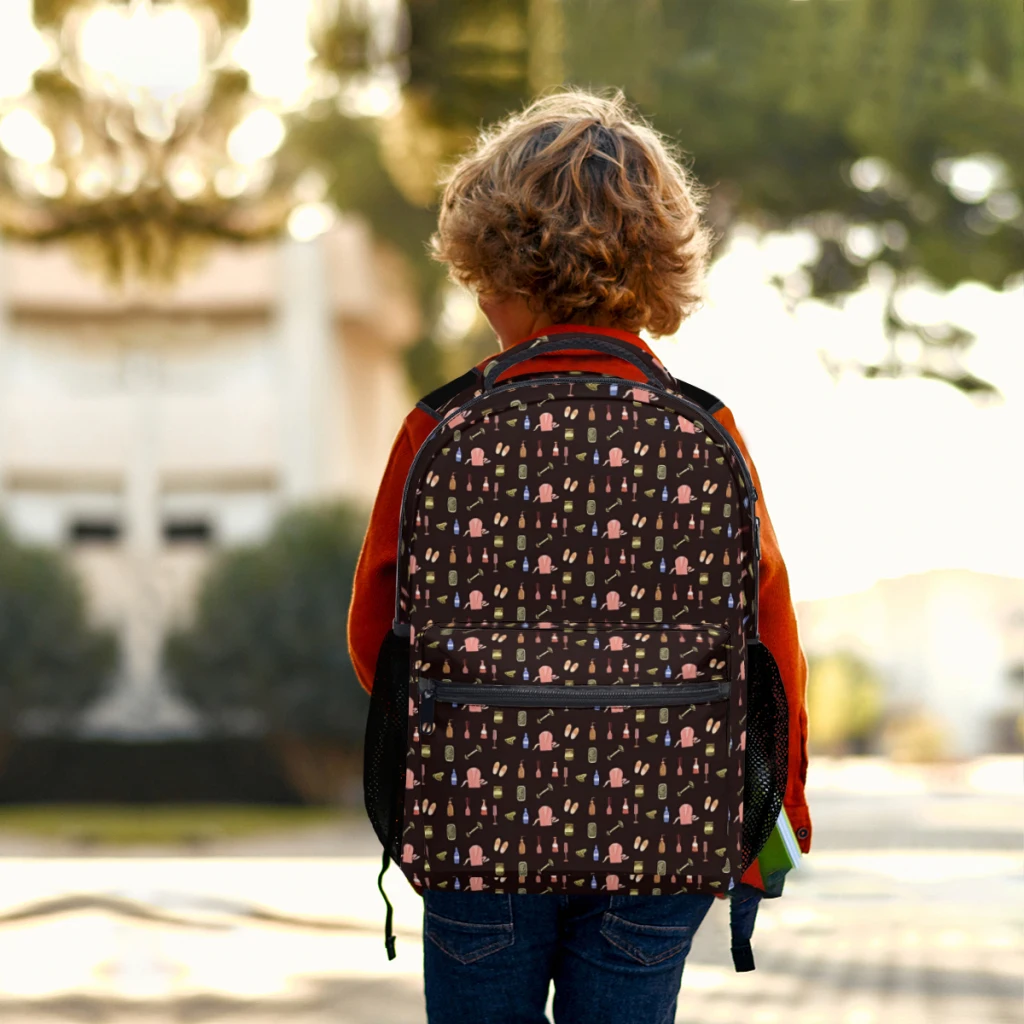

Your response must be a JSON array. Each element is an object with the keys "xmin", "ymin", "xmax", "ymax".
[
  {"xmin": 403, "ymin": 692, "xmax": 735, "ymax": 894},
  {"xmin": 397, "ymin": 379, "xmax": 758, "ymax": 895},
  {"xmin": 398, "ymin": 380, "xmax": 757, "ymax": 628},
  {"xmin": 419, "ymin": 624, "xmax": 734, "ymax": 686}
]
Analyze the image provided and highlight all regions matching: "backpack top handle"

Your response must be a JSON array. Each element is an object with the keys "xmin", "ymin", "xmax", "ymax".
[{"xmin": 482, "ymin": 332, "xmax": 676, "ymax": 391}]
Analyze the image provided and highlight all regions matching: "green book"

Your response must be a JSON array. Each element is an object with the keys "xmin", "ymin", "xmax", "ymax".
[{"xmin": 756, "ymin": 805, "xmax": 802, "ymax": 880}]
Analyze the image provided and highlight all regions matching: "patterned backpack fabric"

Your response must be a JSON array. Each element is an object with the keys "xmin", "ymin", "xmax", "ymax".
[{"xmin": 364, "ymin": 334, "xmax": 789, "ymax": 968}]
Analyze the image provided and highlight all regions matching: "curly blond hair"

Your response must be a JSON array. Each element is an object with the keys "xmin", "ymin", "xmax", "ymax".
[{"xmin": 430, "ymin": 88, "xmax": 712, "ymax": 337}]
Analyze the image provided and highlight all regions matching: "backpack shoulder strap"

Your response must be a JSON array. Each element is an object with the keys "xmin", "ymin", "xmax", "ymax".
[
  {"xmin": 671, "ymin": 376, "xmax": 725, "ymax": 416},
  {"xmin": 416, "ymin": 368, "xmax": 484, "ymax": 420},
  {"xmin": 417, "ymin": 369, "xmax": 723, "ymax": 419}
]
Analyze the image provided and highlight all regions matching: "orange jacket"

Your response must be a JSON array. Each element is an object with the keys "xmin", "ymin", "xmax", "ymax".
[{"xmin": 349, "ymin": 324, "xmax": 812, "ymax": 860}]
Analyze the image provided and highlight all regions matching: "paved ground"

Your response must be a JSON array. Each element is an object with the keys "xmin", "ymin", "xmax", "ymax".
[{"xmin": 0, "ymin": 757, "xmax": 1020, "ymax": 1024}]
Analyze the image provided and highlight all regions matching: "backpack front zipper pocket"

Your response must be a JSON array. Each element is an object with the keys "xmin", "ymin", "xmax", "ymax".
[
  {"xmin": 418, "ymin": 678, "xmax": 731, "ymax": 731},
  {"xmin": 418, "ymin": 624, "xmax": 735, "ymax": 688},
  {"xmin": 403, "ymin": 673, "xmax": 737, "ymax": 894}
]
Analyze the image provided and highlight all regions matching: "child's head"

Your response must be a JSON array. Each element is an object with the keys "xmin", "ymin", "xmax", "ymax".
[{"xmin": 431, "ymin": 87, "xmax": 712, "ymax": 342}]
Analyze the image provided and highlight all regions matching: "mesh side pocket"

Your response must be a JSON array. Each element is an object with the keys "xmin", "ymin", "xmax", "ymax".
[
  {"xmin": 739, "ymin": 639, "xmax": 789, "ymax": 874},
  {"xmin": 363, "ymin": 629, "xmax": 410, "ymax": 861}
]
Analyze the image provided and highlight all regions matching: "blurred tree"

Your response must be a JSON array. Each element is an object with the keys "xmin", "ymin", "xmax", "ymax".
[
  {"xmin": 164, "ymin": 504, "xmax": 369, "ymax": 802},
  {"xmin": 298, "ymin": 0, "xmax": 552, "ymax": 394},
  {"xmin": 6, "ymin": 2, "xmax": 1018, "ymax": 394},
  {"xmin": 300, "ymin": 0, "xmax": 1022, "ymax": 397},
  {"xmin": 561, "ymin": 0, "xmax": 1023, "ymax": 399},
  {"xmin": 806, "ymin": 650, "xmax": 885, "ymax": 755},
  {"xmin": 0, "ymin": 2, "xmax": 293, "ymax": 281},
  {"xmin": 32, "ymin": 0, "xmax": 250, "ymax": 29},
  {"xmin": 0, "ymin": 526, "xmax": 116, "ymax": 741},
  {"xmin": 881, "ymin": 705, "xmax": 951, "ymax": 762}
]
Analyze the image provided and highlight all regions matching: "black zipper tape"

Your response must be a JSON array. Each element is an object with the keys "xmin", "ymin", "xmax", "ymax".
[{"xmin": 417, "ymin": 678, "xmax": 730, "ymax": 731}]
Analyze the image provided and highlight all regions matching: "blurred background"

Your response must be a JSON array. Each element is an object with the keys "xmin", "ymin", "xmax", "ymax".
[{"xmin": 0, "ymin": 0, "xmax": 1021, "ymax": 1021}]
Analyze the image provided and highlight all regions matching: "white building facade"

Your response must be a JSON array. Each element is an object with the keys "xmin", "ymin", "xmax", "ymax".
[{"xmin": 0, "ymin": 220, "xmax": 419, "ymax": 737}]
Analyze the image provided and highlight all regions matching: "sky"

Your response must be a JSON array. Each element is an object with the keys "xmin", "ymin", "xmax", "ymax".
[{"xmin": 649, "ymin": 228, "xmax": 1024, "ymax": 603}]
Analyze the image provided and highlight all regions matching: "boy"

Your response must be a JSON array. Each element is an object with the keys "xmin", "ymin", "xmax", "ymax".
[{"xmin": 350, "ymin": 88, "xmax": 810, "ymax": 1024}]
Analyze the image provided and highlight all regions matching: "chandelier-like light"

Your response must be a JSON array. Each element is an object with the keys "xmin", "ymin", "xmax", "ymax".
[{"xmin": 0, "ymin": 0, "xmax": 404, "ymax": 280}]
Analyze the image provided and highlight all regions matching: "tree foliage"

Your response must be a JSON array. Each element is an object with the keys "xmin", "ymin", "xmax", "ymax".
[
  {"xmin": 298, "ymin": 0, "xmax": 1023, "ymax": 397},
  {"xmin": 0, "ymin": 526, "xmax": 116, "ymax": 732},
  {"xmin": 8, "ymin": 1, "xmax": 1019, "ymax": 393},
  {"xmin": 2, "ymin": 3, "xmax": 301, "ymax": 282},
  {"xmin": 561, "ymin": 0, "xmax": 1023, "ymax": 397},
  {"xmin": 164, "ymin": 504, "xmax": 369, "ymax": 745},
  {"xmin": 806, "ymin": 649, "xmax": 885, "ymax": 755}
]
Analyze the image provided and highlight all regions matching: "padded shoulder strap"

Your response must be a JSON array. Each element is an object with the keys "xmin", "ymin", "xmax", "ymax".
[
  {"xmin": 418, "ymin": 368, "xmax": 722, "ymax": 419},
  {"xmin": 416, "ymin": 368, "xmax": 484, "ymax": 420},
  {"xmin": 672, "ymin": 376, "xmax": 724, "ymax": 415}
]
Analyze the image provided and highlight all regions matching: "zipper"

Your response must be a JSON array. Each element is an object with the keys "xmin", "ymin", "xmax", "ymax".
[
  {"xmin": 420, "ymin": 622, "xmax": 729, "ymax": 634},
  {"xmin": 417, "ymin": 678, "xmax": 730, "ymax": 731},
  {"xmin": 395, "ymin": 374, "xmax": 759, "ymax": 625},
  {"xmin": 419, "ymin": 624, "xmax": 734, "ymax": 689}
]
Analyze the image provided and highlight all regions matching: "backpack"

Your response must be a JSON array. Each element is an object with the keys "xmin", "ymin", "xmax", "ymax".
[{"xmin": 363, "ymin": 333, "xmax": 789, "ymax": 970}]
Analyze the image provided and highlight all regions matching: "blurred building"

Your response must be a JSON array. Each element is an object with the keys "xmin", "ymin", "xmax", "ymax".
[
  {"xmin": 0, "ymin": 221, "xmax": 419, "ymax": 737},
  {"xmin": 796, "ymin": 569, "xmax": 1024, "ymax": 756}
]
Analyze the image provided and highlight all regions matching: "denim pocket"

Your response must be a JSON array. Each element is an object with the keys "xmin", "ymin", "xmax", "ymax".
[
  {"xmin": 600, "ymin": 914, "xmax": 694, "ymax": 967},
  {"xmin": 424, "ymin": 892, "xmax": 515, "ymax": 965},
  {"xmin": 599, "ymin": 894, "xmax": 711, "ymax": 967}
]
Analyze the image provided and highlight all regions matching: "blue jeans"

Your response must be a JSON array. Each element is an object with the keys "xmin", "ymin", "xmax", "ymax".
[{"xmin": 422, "ymin": 891, "xmax": 716, "ymax": 1024}]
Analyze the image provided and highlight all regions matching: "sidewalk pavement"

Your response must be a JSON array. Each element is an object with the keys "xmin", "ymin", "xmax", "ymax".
[{"xmin": 0, "ymin": 756, "xmax": 1020, "ymax": 1024}]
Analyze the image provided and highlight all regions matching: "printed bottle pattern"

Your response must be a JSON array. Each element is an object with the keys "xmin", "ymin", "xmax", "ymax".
[
  {"xmin": 420, "ymin": 625, "xmax": 732, "ymax": 686},
  {"xmin": 397, "ymin": 379, "xmax": 758, "ymax": 896}
]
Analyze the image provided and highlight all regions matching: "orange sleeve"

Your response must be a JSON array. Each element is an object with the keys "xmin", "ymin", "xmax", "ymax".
[
  {"xmin": 348, "ymin": 423, "xmax": 418, "ymax": 694},
  {"xmin": 714, "ymin": 406, "xmax": 812, "ymax": 855}
]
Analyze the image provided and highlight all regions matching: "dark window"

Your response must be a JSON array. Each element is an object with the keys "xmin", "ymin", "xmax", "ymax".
[
  {"xmin": 69, "ymin": 519, "xmax": 122, "ymax": 544},
  {"xmin": 163, "ymin": 519, "xmax": 213, "ymax": 544}
]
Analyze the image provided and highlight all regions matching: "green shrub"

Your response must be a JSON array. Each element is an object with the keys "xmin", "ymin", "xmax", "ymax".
[
  {"xmin": 0, "ymin": 526, "xmax": 116, "ymax": 732},
  {"xmin": 806, "ymin": 650, "xmax": 885, "ymax": 756},
  {"xmin": 165, "ymin": 504, "xmax": 369, "ymax": 748}
]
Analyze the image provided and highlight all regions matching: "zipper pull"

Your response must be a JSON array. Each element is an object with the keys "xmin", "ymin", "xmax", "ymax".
[
  {"xmin": 418, "ymin": 678, "xmax": 437, "ymax": 733},
  {"xmin": 754, "ymin": 516, "xmax": 761, "ymax": 562}
]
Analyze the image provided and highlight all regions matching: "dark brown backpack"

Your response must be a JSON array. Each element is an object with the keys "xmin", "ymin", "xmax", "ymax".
[{"xmin": 364, "ymin": 333, "xmax": 788, "ymax": 968}]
